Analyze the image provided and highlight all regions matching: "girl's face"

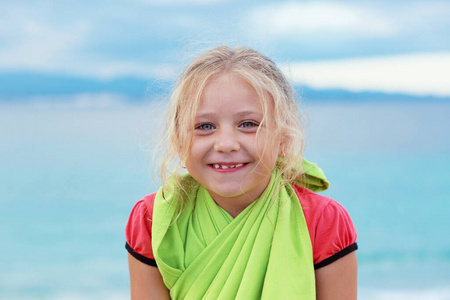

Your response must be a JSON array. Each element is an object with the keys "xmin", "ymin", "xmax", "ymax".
[{"xmin": 185, "ymin": 73, "xmax": 282, "ymax": 216}]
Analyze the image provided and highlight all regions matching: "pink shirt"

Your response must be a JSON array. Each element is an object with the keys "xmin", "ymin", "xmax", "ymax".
[{"xmin": 125, "ymin": 185, "xmax": 357, "ymax": 269}]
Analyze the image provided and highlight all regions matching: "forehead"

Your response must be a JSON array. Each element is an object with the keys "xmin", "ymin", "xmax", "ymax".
[{"xmin": 196, "ymin": 73, "xmax": 265, "ymax": 115}]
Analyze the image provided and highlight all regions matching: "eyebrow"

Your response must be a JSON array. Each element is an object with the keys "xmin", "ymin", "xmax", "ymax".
[{"xmin": 195, "ymin": 110, "xmax": 263, "ymax": 119}]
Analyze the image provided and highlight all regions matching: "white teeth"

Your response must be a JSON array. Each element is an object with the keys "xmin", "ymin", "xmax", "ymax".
[{"xmin": 212, "ymin": 163, "xmax": 244, "ymax": 169}]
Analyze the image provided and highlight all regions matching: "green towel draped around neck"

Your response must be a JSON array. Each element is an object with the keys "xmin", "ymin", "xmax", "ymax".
[
  {"xmin": 297, "ymin": 159, "xmax": 329, "ymax": 192},
  {"xmin": 152, "ymin": 160, "xmax": 327, "ymax": 299}
]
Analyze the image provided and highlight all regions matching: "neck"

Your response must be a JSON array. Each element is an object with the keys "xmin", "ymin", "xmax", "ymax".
[
  {"xmin": 206, "ymin": 176, "xmax": 271, "ymax": 218},
  {"xmin": 210, "ymin": 194, "xmax": 254, "ymax": 218}
]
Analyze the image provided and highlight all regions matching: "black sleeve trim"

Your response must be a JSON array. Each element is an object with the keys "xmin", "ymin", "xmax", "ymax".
[
  {"xmin": 126, "ymin": 241, "xmax": 357, "ymax": 270},
  {"xmin": 314, "ymin": 243, "xmax": 358, "ymax": 270},
  {"xmin": 126, "ymin": 242, "xmax": 157, "ymax": 267}
]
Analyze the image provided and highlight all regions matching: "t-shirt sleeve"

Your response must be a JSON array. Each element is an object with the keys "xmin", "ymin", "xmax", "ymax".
[
  {"xmin": 125, "ymin": 194, "xmax": 157, "ymax": 266},
  {"xmin": 313, "ymin": 199, "xmax": 358, "ymax": 269}
]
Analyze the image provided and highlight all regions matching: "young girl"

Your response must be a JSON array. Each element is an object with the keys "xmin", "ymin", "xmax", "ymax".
[{"xmin": 126, "ymin": 46, "xmax": 358, "ymax": 300}]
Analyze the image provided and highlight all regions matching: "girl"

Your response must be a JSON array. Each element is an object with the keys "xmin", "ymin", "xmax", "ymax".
[{"xmin": 126, "ymin": 46, "xmax": 357, "ymax": 299}]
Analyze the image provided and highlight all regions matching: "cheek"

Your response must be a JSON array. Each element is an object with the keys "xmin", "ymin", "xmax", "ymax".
[
  {"xmin": 185, "ymin": 147, "xmax": 201, "ymax": 175},
  {"xmin": 186, "ymin": 137, "xmax": 206, "ymax": 162},
  {"xmin": 178, "ymin": 132, "xmax": 194, "ymax": 162},
  {"xmin": 256, "ymin": 134, "xmax": 280, "ymax": 165}
]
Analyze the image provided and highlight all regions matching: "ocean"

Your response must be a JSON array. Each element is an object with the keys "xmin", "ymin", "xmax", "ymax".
[{"xmin": 1, "ymin": 98, "xmax": 449, "ymax": 299}]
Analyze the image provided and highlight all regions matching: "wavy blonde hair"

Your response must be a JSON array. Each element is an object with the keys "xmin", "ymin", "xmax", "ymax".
[{"xmin": 156, "ymin": 46, "xmax": 305, "ymax": 206}]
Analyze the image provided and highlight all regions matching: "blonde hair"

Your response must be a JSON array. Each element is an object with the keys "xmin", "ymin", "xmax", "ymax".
[{"xmin": 157, "ymin": 45, "xmax": 305, "ymax": 204}]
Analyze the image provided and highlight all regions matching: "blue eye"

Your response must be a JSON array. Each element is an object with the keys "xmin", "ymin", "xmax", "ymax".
[
  {"xmin": 197, "ymin": 123, "xmax": 214, "ymax": 130},
  {"xmin": 240, "ymin": 122, "xmax": 257, "ymax": 128}
]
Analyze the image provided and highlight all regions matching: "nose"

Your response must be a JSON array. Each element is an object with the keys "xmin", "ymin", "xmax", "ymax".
[{"xmin": 214, "ymin": 127, "xmax": 241, "ymax": 153}]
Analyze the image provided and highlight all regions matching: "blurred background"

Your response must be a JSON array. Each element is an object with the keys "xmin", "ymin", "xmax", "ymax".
[{"xmin": 1, "ymin": 1, "xmax": 449, "ymax": 299}]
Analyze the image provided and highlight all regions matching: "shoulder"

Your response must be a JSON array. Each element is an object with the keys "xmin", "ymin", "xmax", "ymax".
[
  {"xmin": 293, "ymin": 185, "xmax": 333, "ymax": 221},
  {"xmin": 293, "ymin": 185, "xmax": 358, "ymax": 269},
  {"xmin": 125, "ymin": 192, "xmax": 158, "ymax": 264},
  {"xmin": 126, "ymin": 193, "xmax": 157, "ymax": 231}
]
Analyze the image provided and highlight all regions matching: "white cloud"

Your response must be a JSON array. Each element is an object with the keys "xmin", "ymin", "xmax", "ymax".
[
  {"xmin": 247, "ymin": 1, "xmax": 450, "ymax": 41},
  {"xmin": 0, "ymin": 18, "xmax": 177, "ymax": 80},
  {"xmin": 248, "ymin": 2, "xmax": 396, "ymax": 39},
  {"xmin": 138, "ymin": 0, "xmax": 223, "ymax": 4},
  {"xmin": 66, "ymin": 61, "xmax": 178, "ymax": 80},
  {"xmin": 0, "ymin": 19, "xmax": 90, "ymax": 70},
  {"xmin": 282, "ymin": 52, "xmax": 450, "ymax": 97}
]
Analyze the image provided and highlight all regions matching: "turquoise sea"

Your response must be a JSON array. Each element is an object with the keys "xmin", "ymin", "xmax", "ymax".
[{"xmin": 1, "ymin": 98, "xmax": 449, "ymax": 299}]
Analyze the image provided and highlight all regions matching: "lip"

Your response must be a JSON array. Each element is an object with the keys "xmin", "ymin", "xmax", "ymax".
[{"xmin": 208, "ymin": 162, "xmax": 249, "ymax": 173}]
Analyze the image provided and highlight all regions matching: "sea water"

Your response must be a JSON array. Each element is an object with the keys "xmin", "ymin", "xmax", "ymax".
[{"xmin": 0, "ymin": 98, "xmax": 449, "ymax": 299}]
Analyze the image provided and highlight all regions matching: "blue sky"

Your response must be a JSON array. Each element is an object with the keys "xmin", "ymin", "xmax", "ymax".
[{"xmin": 1, "ymin": 0, "xmax": 449, "ymax": 98}]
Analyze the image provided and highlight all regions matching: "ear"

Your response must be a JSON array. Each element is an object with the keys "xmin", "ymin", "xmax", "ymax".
[{"xmin": 278, "ymin": 138, "xmax": 287, "ymax": 157}]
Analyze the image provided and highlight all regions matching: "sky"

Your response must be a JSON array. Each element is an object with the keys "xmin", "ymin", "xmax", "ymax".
[{"xmin": 1, "ymin": 0, "xmax": 450, "ymax": 99}]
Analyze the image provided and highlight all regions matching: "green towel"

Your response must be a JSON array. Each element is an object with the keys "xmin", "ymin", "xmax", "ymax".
[
  {"xmin": 152, "ymin": 168, "xmax": 316, "ymax": 299},
  {"xmin": 299, "ymin": 159, "xmax": 330, "ymax": 192},
  {"xmin": 276, "ymin": 158, "xmax": 330, "ymax": 192}
]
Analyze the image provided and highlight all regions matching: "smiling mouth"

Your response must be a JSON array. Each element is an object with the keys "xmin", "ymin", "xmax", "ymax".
[{"xmin": 210, "ymin": 163, "xmax": 248, "ymax": 169}]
